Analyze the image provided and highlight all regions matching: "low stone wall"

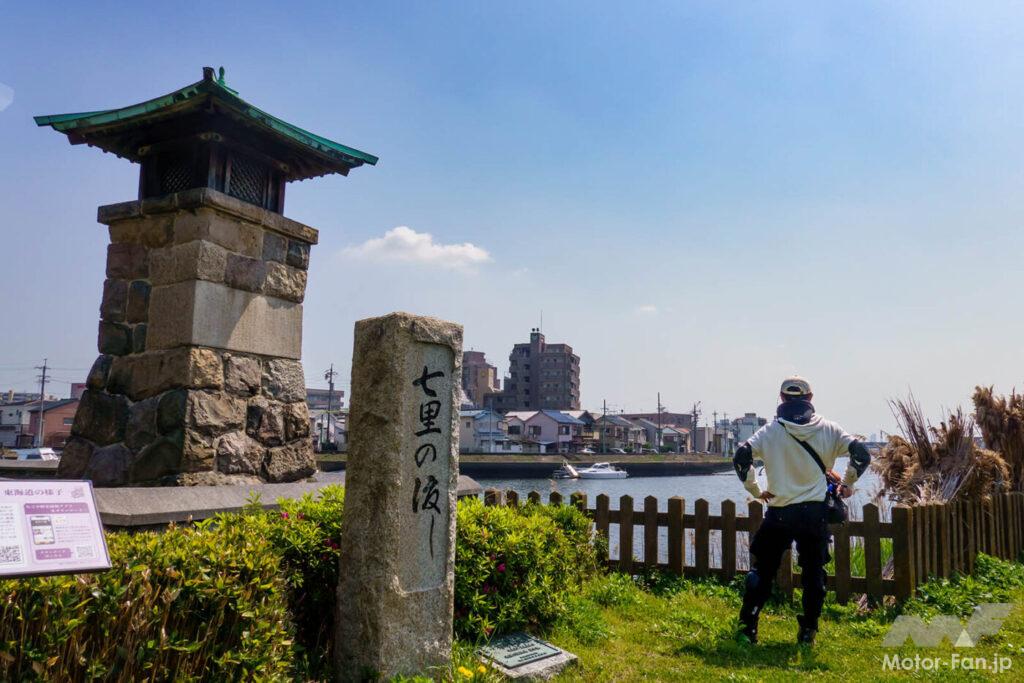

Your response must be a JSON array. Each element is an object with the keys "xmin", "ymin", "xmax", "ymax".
[{"xmin": 95, "ymin": 471, "xmax": 483, "ymax": 530}]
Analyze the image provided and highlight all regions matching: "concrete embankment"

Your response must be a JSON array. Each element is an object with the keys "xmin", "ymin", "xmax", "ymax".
[
  {"xmin": 2, "ymin": 454, "xmax": 735, "ymax": 481},
  {"xmin": 318, "ymin": 454, "xmax": 735, "ymax": 478}
]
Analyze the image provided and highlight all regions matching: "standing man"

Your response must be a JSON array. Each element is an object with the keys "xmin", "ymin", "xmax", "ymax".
[{"xmin": 731, "ymin": 376, "xmax": 871, "ymax": 645}]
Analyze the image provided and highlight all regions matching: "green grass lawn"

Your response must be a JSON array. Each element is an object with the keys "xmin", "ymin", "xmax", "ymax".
[{"xmin": 447, "ymin": 559, "xmax": 1024, "ymax": 682}]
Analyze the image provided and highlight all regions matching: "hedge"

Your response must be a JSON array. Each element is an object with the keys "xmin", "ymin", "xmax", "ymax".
[
  {"xmin": 455, "ymin": 498, "xmax": 599, "ymax": 639},
  {"xmin": 0, "ymin": 513, "xmax": 295, "ymax": 682},
  {"xmin": 0, "ymin": 486, "xmax": 598, "ymax": 681}
]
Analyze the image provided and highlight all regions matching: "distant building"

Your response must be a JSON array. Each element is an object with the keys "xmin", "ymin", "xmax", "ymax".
[
  {"xmin": 27, "ymin": 399, "xmax": 80, "ymax": 449},
  {"xmin": 461, "ymin": 351, "xmax": 500, "ymax": 408},
  {"xmin": 629, "ymin": 417, "xmax": 690, "ymax": 452},
  {"xmin": 0, "ymin": 398, "xmax": 80, "ymax": 448},
  {"xmin": 312, "ymin": 408, "xmax": 347, "ymax": 452},
  {"xmin": 458, "ymin": 409, "xmax": 510, "ymax": 453},
  {"xmin": 711, "ymin": 420, "xmax": 737, "ymax": 456},
  {"xmin": 534, "ymin": 410, "xmax": 585, "ymax": 453},
  {"xmin": 563, "ymin": 410, "xmax": 599, "ymax": 448},
  {"xmin": 0, "ymin": 401, "xmax": 34, "ymax": 447},
  {"xmin": 594, "ymin": 415, "xmax": 645, "ymax": 452},
  {"xmin": 70, "ymin": 383, "xmax": 88, "ymax": 399},
  {"xmin": 620, "ymin": 412, "xmax": 695, "ymax": 451},
  {"xmin": 486, "ymin": 329, "xmax": 580, "ymax": 411},
  {"xmin": 307, "ymin": 387, "xmax": 345, "ymax": 411},
  {"xmin": 661, "ymin": 426, "xmax": 688, "ymax": 453},
  {"xmin": 500, "ymin": 411, "xmax": 543, "ymax": 453},
  {"xmin": 1, "ymin": 390, "xmax": 58, "ymax": 405},
  {"xmin": 620, "ymin": 412, "xmax": 694, "ymax": 431},
  {"xmin": 501, "ymin": 409, "xmax": 584, "ymax": 453},
  {"xmin": 691, "ymin": 425, "xmax": 712, "ymax": 453},
  {"xmin": 732, "ymin": 412, "xmax": 767, "ymax": 442},
  {"xmin": 628, "ymin": 418, "xmax": 660, "ymax": 450}
]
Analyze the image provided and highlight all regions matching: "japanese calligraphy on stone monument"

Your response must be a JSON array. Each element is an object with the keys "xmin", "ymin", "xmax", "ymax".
[{"xmin": 401, "ymin": 343, "xmax": 454, "ymax": 592}]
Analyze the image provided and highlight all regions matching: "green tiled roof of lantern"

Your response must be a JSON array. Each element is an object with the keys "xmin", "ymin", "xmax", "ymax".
[{"xmin": 34, "ymin": 66, "xmax": 378, "ymax": 182}]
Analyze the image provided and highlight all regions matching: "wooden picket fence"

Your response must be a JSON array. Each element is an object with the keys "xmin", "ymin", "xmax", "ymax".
[{"xmin": 482, "ymin": 489, "xmax": 1024, "ymax": 604}]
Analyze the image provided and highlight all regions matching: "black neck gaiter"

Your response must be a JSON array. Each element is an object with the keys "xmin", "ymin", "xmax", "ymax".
[{"xmin": 777, "ymin": 399, "xmax": 815, "ymax": 425}]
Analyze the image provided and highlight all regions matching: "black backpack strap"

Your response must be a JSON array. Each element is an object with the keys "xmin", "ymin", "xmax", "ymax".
[{"xmin": 785, "ymin": 429, "xmax": 827, "ymax": 475}]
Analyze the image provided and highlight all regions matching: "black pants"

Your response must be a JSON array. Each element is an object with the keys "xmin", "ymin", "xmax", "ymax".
[{"xmin": 739, "ymin": 501, "xmax": 830, "ymax": 631}]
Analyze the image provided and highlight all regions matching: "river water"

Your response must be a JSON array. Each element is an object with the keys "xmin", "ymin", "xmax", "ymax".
[
  {"xmin": 475, "ymin": 458, "xmax": 886, "ymax": 566},
  {"xmin": 475, "ymin": 458, "xmax": 884, "ymax": 515}
]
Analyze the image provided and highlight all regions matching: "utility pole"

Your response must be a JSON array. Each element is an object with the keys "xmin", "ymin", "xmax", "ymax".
[
  {"xmin": 690, "ymin": 402, "xmax": 701, "ymax": 454},
  {"xmin": 656, "ymin": 392, "xmax": 663, "ymax": 453},
  {"xmin": 34, "ymin": 359, "xmax": 48, "ymax": 447},
  {"xmin": 324, "ymin": 364, "xmax": 338, "ymax": 451},
  {"xmin": 712, "ymin": 411, "xmax": 719, "ymax": 454},
  {"xmin": 600, "ymin": 399, "xmax": 607, "ymax": 454},
  {"xmin": 723, "ymin": 412, "xmax": 730, "ymax": 457}
]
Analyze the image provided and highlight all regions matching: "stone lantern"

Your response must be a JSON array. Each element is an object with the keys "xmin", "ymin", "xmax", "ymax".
[{"xmin": 36, "ymin": 67, "xmax": 377, "ymax": 485}]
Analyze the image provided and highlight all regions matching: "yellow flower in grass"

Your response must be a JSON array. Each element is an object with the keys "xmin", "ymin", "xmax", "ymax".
[
  {"xmin": 457, "ymin": 665, "xmax": 474, "ymax": 678},
  {"xmin": 477, "ymin": 664, "xmax": 487, "ymax": 673}
]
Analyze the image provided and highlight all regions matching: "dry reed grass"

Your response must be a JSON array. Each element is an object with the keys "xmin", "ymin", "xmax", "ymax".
[
  {"xmin": 873, "ymin": 395, "xmax": 1009, "ymax": 504},
  {"xmin": 973, "ymin": 385, "xmax": 1024, "ymax": 491}
]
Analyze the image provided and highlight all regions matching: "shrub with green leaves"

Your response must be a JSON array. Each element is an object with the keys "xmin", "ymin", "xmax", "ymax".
[
  {"xmin": 0, "ymin": 514, "xmax": 294, "ymax": 682},
  {"xmin": 243, "ymin": 487, "xmax": 345, "ymax": 679},
  {"xmin": 454, "ymin": 499, "xmax": 599, "ymax": 639},
  {"xmin": 0, "ymin": 487, "xmax": 599, "ymax": 679}
]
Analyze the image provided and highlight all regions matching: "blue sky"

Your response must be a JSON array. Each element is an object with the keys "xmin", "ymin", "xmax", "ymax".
[{"xmin": 2, "ymin": 2, "xmax": 1023, "ymax": 435}]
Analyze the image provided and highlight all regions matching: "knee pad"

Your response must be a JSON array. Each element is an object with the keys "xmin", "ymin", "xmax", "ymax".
[{"xmin": 745, "ymin": 571, "xmax": 761, "ymax": 593}]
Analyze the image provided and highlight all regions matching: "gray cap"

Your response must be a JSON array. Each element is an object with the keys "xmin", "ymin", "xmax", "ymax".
[{"xmin": 780, "ymin": 376, "xmax": 812, "ymax": 397}]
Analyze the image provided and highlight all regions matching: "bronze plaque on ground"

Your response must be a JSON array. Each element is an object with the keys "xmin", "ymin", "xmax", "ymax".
[{"xmin": 478, "ymin": 633, "xmax": 562, "ymax": 669}]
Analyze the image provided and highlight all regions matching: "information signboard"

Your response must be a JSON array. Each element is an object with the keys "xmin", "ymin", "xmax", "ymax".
[{"xmin": 0, "ymin": 480, "xmax": 111, "ymax": 577}]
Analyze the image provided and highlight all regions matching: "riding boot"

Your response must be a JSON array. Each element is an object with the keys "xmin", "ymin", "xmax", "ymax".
[{"xmin": 796, "ymin": 614, "xmax": 817, "ymax": 646}]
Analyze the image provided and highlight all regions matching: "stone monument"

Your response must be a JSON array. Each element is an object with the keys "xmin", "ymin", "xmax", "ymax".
[
  {"xmin": 336, "ymin": 312, "xmax": 462, "ymax": 680},
  {"xmin": 35, "ymin": 67, "xmax": 377, "ymax": 485}
]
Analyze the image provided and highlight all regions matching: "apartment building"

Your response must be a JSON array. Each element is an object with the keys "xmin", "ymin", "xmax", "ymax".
[
  {"xmin": 486, "ymin": 329, "xmax": 580, "ymax": 411},
  {"xmin": 461, "ymin": 351, "xmax": 500, "ymax": 408},
  {"xmin": 306, "ymin": 388, "xmax": 344, "ymax": 411}
]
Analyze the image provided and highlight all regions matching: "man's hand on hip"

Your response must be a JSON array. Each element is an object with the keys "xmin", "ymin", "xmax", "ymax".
[{"xmin": 757, "ymin": 491, "xmax": 775, "ymax": 503}]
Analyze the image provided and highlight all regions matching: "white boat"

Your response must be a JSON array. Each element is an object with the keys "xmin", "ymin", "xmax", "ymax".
[
  {"xmin": 552, "ymin": 463, "xmax": 579, "ymax": 479},
  {"xmin": 13, "ymin": 447, "xmax": 59, "ymax": 461},
  {"xmin": 576, "ymin": 462, "xmax": 628, "ymax": 479}
]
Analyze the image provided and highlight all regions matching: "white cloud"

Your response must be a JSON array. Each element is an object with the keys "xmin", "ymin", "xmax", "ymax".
[
  {"xmin": 341, "ymin": 226, "xmax": 492, "ymax": 272},
  {"xmin": 636, "ymin": 304, "xmax": 658, "ymax": 315},
  {"xmin": 0, "ymin": 83, "xmax": 13, "ymax": 113}
]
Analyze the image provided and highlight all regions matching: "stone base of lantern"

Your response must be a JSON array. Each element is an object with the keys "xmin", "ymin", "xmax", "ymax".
[
  {"xmin": 60, "ymin": 347, "xmax": 314, "ymax": 486},
  {"xmin": 58, "ymin": 188, "xmax": 318, "ymax": 486}
]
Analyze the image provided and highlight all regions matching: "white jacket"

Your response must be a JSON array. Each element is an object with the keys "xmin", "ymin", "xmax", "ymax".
[{"xmin": 740, "ymin": 415, "xmax": 860, "ymax": 507}]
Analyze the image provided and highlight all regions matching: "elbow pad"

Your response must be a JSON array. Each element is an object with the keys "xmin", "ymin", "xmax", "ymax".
[
  {"xmin": 848, "ymin": 440, "xmax": 871, "ymax": 476},
  {"xmin": 733, "ymin": 442, "xmax": 753, "ymax": 482}
]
